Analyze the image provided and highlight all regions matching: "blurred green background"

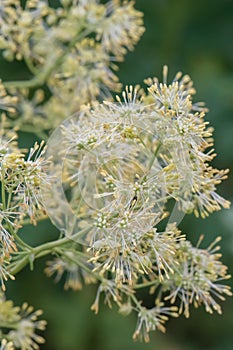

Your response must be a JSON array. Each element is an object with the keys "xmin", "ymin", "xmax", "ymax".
[{"xmin": 2, "ymin": 0, "xmax": 233, "ymax": 349}]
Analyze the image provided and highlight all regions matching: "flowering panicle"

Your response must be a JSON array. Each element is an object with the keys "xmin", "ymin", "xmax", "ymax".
[
  {"xmin": 88, "ymin": 209, "xmax": 156, "ymax": 286},
  {"xmin": 0, "ymin": 0, "xmax": 144, "ymax": 132},
  {"xmin": 147, "ymin": 65, "xmax": 197, "ymax": 114},
  {"xmin": 61, "ymin": 70, "xmax": 230, "ymax": 227},
  {"xmin": 88, "ymin": 217, "xmax": 185, "ymax": 285},
  {"xmin": 0, "ymin": 120, "xmax": 50, "ymax": 344},
  {"xmin": 45, "ymin": 67, "xmax": 232, "ymax": 342},
  {"xmin": 0, "ymin": 0, "xmax": 231, "ymax": 343}
]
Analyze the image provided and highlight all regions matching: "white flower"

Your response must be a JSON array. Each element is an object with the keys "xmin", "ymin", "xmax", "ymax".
[
  {"xmin": 165, "ymin": 238, "xmax": 232, "ymax": 317},
  {"xmin": 8, "ymin": 303, "xmax": 46, "ymax": 350},
  {"xmin": 133, "ymin": 304, "xmax": 178, "ymax": 342}
]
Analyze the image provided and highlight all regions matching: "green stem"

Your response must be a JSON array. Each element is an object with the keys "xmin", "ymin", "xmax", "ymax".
[
  {"xmin": 10, "ymin": 226, "xmax": 91, "ymax": 275},
  {"xmin": 56, "ymin": 248, "xmax": 99, "ymax": 279},
  {"xmin": 1, "ymin": 176, "xmax": 6, "ymax": 211},
  {"xmin": 24, "ymin": 54, "xmax": 39, "ymax": 75},
  {"xmin": 0, "ymin": 322, "xmax": 18, "ymax": 330},
  {"xmin": 148, "ymin": 141, "xmax": 162, "ymax": 170},
  {"xmin": 6, "ymin": 188, "xmax": 13, "ymax": 209},
  {"xmin": 134, "ymin": 280, "xmax": 158, "ymax": 290},
  {"xmin": 14, "ymin": 234, "xmax": 32, "ymax": 251},
  {"xmin": 10, "ymin": 256, "xmax": 29, "ymax": 275},
  {"xmin": 12, "ymin": 124, "xmax": 49, "ymax": 141},
  {"xmin": 130, "ymin": 293, "xmax": 142, "ymax": 309},
  {"xmin": 4, "ymin": 75, "xmax": 44, "ymax": 89},
  {"xmin": 33, "ymin": 226, "xmax": 90, "ymax": 254}
]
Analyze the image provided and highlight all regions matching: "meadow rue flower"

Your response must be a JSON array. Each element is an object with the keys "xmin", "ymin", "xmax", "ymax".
[
  {"xmin": 49, "ymin": 37, "xmax": 121, "ymax": 98},
  {"xmin": 97, "ymin": 0, "xmax": 145, "ymax": 58},
  {"xmin": 88, "ymin": 209, "xmax": 157, "ymax": 286},
  {"xmin": 62, "ymin": 70, "xmax": 229, "ymax": 223},
  {"xmin": 164, "ymin": 237, "xmax": 232, "ymax": 318},
  {"xmin": 42, "ymin": 67, "xmax": 230, "ymax": 341},
  {"xmin": 1, "ymin": 141, "xmax": 49, "ymax": 224},
  {"xmin": 133, "ymin": 304, "xmax": 178, "ymax": 342},
  {"xmin": 7, "ymin": 303, "xmax": 46, "ymax": 350},
  {"xmin": 0, "ymin": 119, "xmax": 52, "ymax": 291},
  {"xmin": 91, "ymin": 278, "xmax": 125, "ymax": 314},
  {"xmin": 0, "ymin": 0, "xmax": 49, "ymax": 62},
  {"xmin": 144, "ymin": 67, "xmax": 230, "ymax": 218},
  {"xmin": 0, "ymin": 293, "xmax": 46, "ymax": 349},
  {"xmin": 45, "ymin": 250, "xmax": 97, "ymax": 291},
  {"xmin": 147, "ymin": 65, "xmax": 197, "ymax": 115}
]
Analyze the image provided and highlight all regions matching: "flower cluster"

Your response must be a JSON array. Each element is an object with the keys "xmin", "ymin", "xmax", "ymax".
[
  {"xmin": 41, "ymin": 67, "xmax": 231, "ymax": 342},
  {"xmin": 0, "ymin": 0, "xmax": 144, "ymax": 132},
  {"xmin": 45, "ymin": 249, "xmax": 97, "ymax": 291},
  {"xmin": 0, "ymin": 292, "xmax": 46, "ymax": 350},
  {"xmin": 132, "ymin": 304, "xmax": 179, "ymax": 342},
  {"xmin": 0, "ymin": 116, "xmax": 49, "ymax": 291},
  {"xmin": 0, "ymin": 0, "xmax": 231, "ymax": 347},
  {"xmin": 163, "ymin": 236, "xmax": 232, "ymax": 318}
]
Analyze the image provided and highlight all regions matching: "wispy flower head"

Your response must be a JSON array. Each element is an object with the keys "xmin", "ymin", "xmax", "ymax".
[
  {"xmin": 133, "ymin": 304, "xmax": 178, "ymax": 342},
  {"xmin": 1, "ymin": 140, "xmax": 49, "ymax": 224},
  {"xmin": 0, "ymin": 293, "xmax": 46, "ymax": 349},
  {"xmin": 88, "ymin": 209, "xmax": 157, "ymax": 285},
  {"xmin": 41, "ymin": 68, "xmax": 231, "ymax": 317},
  {"xmin": 164, "ymin": 237, "xmax": 232, "ymax": 317},
  {"xmin": 45, "ymin": 250, "xmax": 96, "ymax": 291},
  {"xmin": 7, "ymin": 304, "xmax": 46, "ymax": 350},
  {"xmin": 91, "ymin": 278, "xmax": 125, "ymax": 314},
  {"xmin": 98, "ymin": 1, "xmax": 145, "ymax": 58},
  {"xmin": 147, "ymin": 65, "xmax": 198, "ymax": 115}
]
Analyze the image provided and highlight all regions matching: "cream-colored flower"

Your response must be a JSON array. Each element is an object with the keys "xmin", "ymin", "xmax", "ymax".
[
  {"xmin": 165, "ymin": 237, "xmax": 232, "ymax": 318},
  {"xmin": 133, "ymin": 304, "xmax": 178, "ymax": 342}
]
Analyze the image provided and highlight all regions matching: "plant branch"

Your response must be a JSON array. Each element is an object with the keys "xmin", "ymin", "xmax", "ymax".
[
  {"xmin": 148, "ymin": 141, "xmax": 162, "ymax": 170},
  {"xmin": 10, "ymin": 226, "xmax": 91, "ymax": 275},
  {"xmin": 3, "ymin": 28, "xmax": 94, "ymax": 90}
]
